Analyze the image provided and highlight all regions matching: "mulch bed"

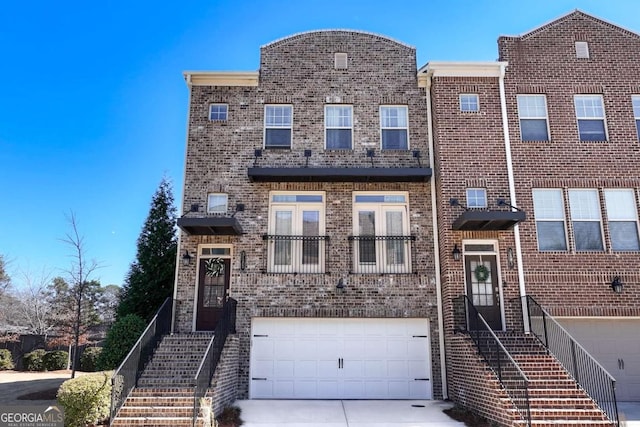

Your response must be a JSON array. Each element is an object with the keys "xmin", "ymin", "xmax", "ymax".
[{"xmin": 443, "ymin": 406, "xmax": 492, "ymax": 427}]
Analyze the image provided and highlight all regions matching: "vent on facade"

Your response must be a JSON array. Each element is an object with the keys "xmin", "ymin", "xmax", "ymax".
[
  {"xmin": 575, "ymin": 41, "xmax": 590, "ymax": 59},
  {"xmin": 335, "ymin": 53, "xmax": 348, "ymax": 70}
]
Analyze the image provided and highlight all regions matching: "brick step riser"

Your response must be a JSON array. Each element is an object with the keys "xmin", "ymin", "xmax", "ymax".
[
  {"xmin": 137, "ymin": 380, "xmax": 196, "ymax": 387},
  {"xmin": 140, "ymin": 369, "xmax": 199, "ymax": 376},
  {"xmin": 119, "ymin": 407, "xmax": 194, "ymax": 417},
  {"xmin": 111, "ymin": 419, "xmax": 206, "ymax": 427},
  {"xmin": 125, "ymin": 398, "xmax": 195, "ymax": 407}
]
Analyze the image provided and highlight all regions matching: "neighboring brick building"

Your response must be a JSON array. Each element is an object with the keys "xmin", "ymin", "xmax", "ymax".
[{"xmin": 160, "ymin": 9, "xmax": 638, "ymax": 426}]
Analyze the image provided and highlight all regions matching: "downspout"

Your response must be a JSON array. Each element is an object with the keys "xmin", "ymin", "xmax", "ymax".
[
  {"xmin": 425, "ymin": 72, "xmax": 448, "ymax": 399},
  {"xmin": 497, "ymin": 64, "xmax": 529, "ymax": 333},
  {"xmin": 171, "ymin": 72, "xmax": 193, "ymax": 334}
]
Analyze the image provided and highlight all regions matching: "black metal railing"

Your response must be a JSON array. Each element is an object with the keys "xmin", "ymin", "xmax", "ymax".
[
  {"xmin": 454, "ymin": 295, "xmax": 531, "ymax": 426},
  {"xmin": 192, "ymin": 298, "xmax": 237, "ymax": 426},
  {"xmin": 262, "ymin": 235, "xmax": 329, "ymax": 274},
  {"xmin": 523, "ymin": 296, "xmax": 618, "ymax": 425},
  {"xmin": 348, "ymin": 235, "xmax": 416, "ymax": 274},
  {"xmin": 110, "ymin": 297, "xmax": 172, "ymax": 423}
]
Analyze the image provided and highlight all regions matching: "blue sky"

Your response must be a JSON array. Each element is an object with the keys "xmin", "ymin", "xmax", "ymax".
[{"xmin": 2, "ymin": 0, "xmax": 639, "ymax": 287}]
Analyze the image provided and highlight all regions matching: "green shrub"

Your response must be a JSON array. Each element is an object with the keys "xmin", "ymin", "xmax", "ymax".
[
  {"xmin": 0, "ymin": 349, "xmax": 14, "ymax": 370},
  {"xmin": 57, "ymin": 371, "xmax": 111, "ymax": 427},
  {"xmin": 97, "ymin": 314, "xmax": 146, "ymax": 370},
  {"xmin": 43, "ymin": 350, "xmax": 68, "ymax": 371},
  {"xmin": 23, "ymin": 349, "xmax": 46, "ymax": 371},
  {"xmin": 80, "ymin": 347, "xmax": 102, "ymax": 372}
]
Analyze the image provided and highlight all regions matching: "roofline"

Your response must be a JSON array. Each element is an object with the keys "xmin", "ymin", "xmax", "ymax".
[
  {"xmin": 420, "ymin": 61, "xmax": 507, "ymax": 79},
  {"xmin": 261, "ymin": 29, "xmax": 415, "ymax": 50},
  {"xmin": 183, "ymin": 71, "xmax": 259, "ymax": 87}
]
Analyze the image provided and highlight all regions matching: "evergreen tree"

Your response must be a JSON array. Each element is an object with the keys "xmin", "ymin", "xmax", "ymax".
[{"xmin": 117, "ymin": 178, "xmax": 177, "ymax": 321}]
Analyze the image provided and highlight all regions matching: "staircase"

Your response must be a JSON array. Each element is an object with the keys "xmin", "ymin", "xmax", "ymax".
[
  {"xmin": 492, "ymin": 333, "xmax": 614, "ymax": 426},
  {"xmin": 111, "ymin": 333, "xmax": 214, "ymax": 427}
]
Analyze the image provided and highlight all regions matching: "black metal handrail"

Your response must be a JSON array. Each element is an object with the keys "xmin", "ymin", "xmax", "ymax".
[
  {"xmin": 192, "ymin": 297, "xmax": 237, "ymax": 426},
  {"xmin": 262, "ymin": 235, "xmax": 329, "ymax": 274},
  {"xmin": 454, "ymin": 295, "xmax": 531, "ymax": 426},
  {"xmin": 110, "ymin": 297, "xmax": 172, "ymax": 423},
  {"xmin": 348, "ymin": 235, "xmax": 416, "ymax": 274},
  {"xmin": 523, "ymin": 295, "xmax": 618, "ymax": 425}
]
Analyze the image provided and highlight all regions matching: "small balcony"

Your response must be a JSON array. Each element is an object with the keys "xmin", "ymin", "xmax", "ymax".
[
  {"xmin": 262, "ymin": 235, "xmax": 330, "ymax": 274},
  {"xmin": 348, "ymin": 235, "xmax": 416, "ymax": 274}
]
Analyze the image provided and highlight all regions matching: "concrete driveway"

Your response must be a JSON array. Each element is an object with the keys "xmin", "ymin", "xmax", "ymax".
[
  {"xmin": 236, "ymin": 400, "xmax": 465, "ymax": 427},
  {"xmin": 0, "ymin": 371, "xmax": 75, "ymax": 406}
]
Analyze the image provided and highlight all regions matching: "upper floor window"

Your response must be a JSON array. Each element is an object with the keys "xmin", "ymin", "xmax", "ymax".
[
  {"xmin": 325, "ymin": 105, "xmax": 353, "ymax": 150},
  {"xmin": 574, "ymin": 95, "xmax": 607, "ymax": 141},
  {"xmin": 604, "ymin": 189, "xmax": 640, "ymax": 251},
  {"xmin": 466, "ymin": 188, "xmax": 487, "ymax": 209},
  {"xmin": 207, "ymin": 193, "xmax": 228, "ymax": 214},
  {"xmin": 632, "ymin": 95, "xmax": 640, "ymax": 140},
  {"xmin": 264, "ymin": 105, "xmax": 292, "ymax": 148},
  {"xmin": 460, "ymin": 94, "xmax": 479, "ymax": 112},
  {"xmin": 266, "ymin": 192, "xmax": 326, "ymax": 273},
  {"xmin": 568, "ymin": 189, "xmax": 604, "ymax": 251},
  {"xmin": 209, "ymin": 104, "xmax": 228, "ymax": 121},
  {"xmin": 351, "ymin": 192, "xmax": 412, "ymax": 274},
  {"xmin": 517, "ymin": 95, "xmax": 549, "ymax": 141},
  {"xmin": 532, "ymin": 189, "xmax": 567, "ymax": 251},
  {"xmin": 380, "ymin": 106, "xmax": 408, "ymax": 150}
]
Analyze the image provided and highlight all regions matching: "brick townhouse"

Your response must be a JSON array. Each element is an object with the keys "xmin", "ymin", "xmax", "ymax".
[{"xmin": 110, "ymin": 10, "xmax": 639, "ymax": 427}]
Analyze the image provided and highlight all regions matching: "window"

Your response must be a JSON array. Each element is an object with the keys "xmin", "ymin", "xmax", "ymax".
[
  {"xmin": 517, "ymin": 95, "xmax": 549, "ymax": 141},
  {"xmin": 532, "ymin": 189, "xmax": 567, "ymax": 251},
  {"xmin": 267, "ymin": 192, "xmax": 326, "ymax": 273},
  {"xmin": 380, "ymin": 106, "xmax": 408, "ymax": 150},
  {"xmin": 466, "ymin": 188, "xmax": 487, "ymax": 209},
  {"xmin": 209, "ymin": 104, "xmax": 228, "ymax": 121},
  {"xmin": 352, "ymin": 193, "xmax": 412, "ymax": 273},
  {"xmin": 574, "ymin": 95, "xmax": 607, "ymax": 141},
  {"xmin": 568, "ymin": 189, "xmax": 604, "ymax": 251},
  {"xmin": 264, "ymin": 105, "xmax": 292, "ymax": 148},
  {"xmin": 632, "ymin": 95, "xmax": 640, "ymax": 139},
  {"xmin": 460, "ymin": 94, "xmax": 479, "ymax": 112},
  {"xmin": 335, "ymin": 53, "xmax": 348, "ymax": 70},
  {"xmin": 207, "ymin": 193, "xmax": 228, "ymax": 213},
  {"xmin": 604, "ymin": 189, "xmax": 640, "ymax": 251},
  {"xmin": 325, "ymin": 105, "xmax": 352, "ymax": 149},
  {"xmin": 575, "ymin": 41, "xmax": 590, "ymax": 59}
]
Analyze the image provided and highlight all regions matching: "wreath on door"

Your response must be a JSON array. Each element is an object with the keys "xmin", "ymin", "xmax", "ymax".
[
  {"xmin": 205, "ymin": 258, "xmax": 225, "ymax": 277},
  {"xmin": 474, "ymin": 264, "xmax": 490, "ymax": 282}
]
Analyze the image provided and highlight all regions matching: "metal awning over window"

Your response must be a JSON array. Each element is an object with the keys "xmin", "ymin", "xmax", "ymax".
[
  {"xmin": 177, "ymin": 217, "xmax": 242, "ymax": 235},
  {"xmin": 452, "ymin": 210, "xmax": 526, "ymax": 231},
  {"xmin": 247, "ymin": 167, "xmax": 432, "ymax": 182}
]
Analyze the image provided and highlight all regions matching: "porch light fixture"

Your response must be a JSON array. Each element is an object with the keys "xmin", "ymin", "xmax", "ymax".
[
  {"xmin": 336, "ymin": 278, "xmax": 346, "ymax": 293},
  {"xmin": 240, "ymin": 250, "xmax": 247, "ymax": 271},
  {"xmin": 452, "ymin": 244, "xmax": 461, "ymax": 261},
  {"xmin": 181, "ymin": 250, "xmax": 193, "ymax": 266},
  {"xmin": 611, "ymin": 276, "xmax": 624, "ymax": 294},
  {"xmin": 507, "ymin": 247, "xmax": 515, "ymax": 270}
]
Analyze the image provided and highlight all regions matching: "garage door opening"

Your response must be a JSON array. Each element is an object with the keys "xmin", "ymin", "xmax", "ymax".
[{"xmin": 249, "ymin": 317, "xmax": 432, "ymax": 399}]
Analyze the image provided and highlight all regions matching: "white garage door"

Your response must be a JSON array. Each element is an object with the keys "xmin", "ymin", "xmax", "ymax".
[
  {"xmin": 250, "ymin": 317, "xmax": 432, "ymax": 399},
  {"xmin": 559, "ymin": 318, "xmax": 640, "ymax": 401}
]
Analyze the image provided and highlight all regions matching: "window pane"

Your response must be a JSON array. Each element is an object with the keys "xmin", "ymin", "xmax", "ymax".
[
  {"xmin": 609, "ymin": 222, "xmax": 640, "ymax": 251},
  {"xmin": 577, "ymin": 120, "xmax": 606, "ymax": 141},
  {"xmin": 521, "ymin": 119, "xmax": 549, "ymax": 141},
  {"xmin": 326, "ymin": 129, "xmax": 352, "ymax": 149},
  {"xmin": 575, "ymin": 96, "xmax": 604, "ymax": 118},
  {"xmin": 533, "ymin": 189, "xmax": 564, "ymax": 219},
  {"xmin": 573, "ymin": 222, "xmax": 604, "ymax": 251},
  {"xmin": 385, "ymin": 211, "xmax": 404, "ymax": 265},
  {"xmin": 302, "ymin": 211, "xmax": 319, "ymax": 265},
  {"xmin": 358, "ymin": 211, "xmax": 376, "ymax": 263},
  {"xmin": 569, "ymin": 190, "xmax": 600, "ymax": 220},
  {"xmin": 325, "ymin": 106, "xmax": 352, "ymax": 127},
  {"xmin": 604, "ymin": 190, "xmax": 636, "ymax": 220},
  {"xmin": 266, "ymin": 106, "xmax": 292, "ymax": 126},
  {"xmin": 518, "ymin": 95, "xmax": 547, "ymax": 118},
  {"xmin": 536, "ymin": 222, "xmax": 567, "ymax": 251},
  {"xmin": 632, "ymin": 95, "xmax": 640, "ymax": 117},
  {"xmin": 466, "ymin": 188, "xmax": 487, "ymax": 208},
  {"xmin": 636, "ymin": 120, "xmax": 640, "ymax": 139},
  {"xmin": 207, "ymin": 194, "xmax": 228, "ymax": 213},
  {"xmin": 382, "ymin": 129, "xmax": 408, "ymax": 149},
  {"xmin": 381, "ymin": 107, "xmax": 407, "ymax": 127},
  {"xmin": 265, "ymin": 129, "xmax": 291, "ymax": 148},
  {"xmin": 274, "ymin": 211, "xmax": 292, "ymax": 265},
  {"xmin": 210, "ymin": 104, "xmax": 228, "ymax": 121},
  {"xmin": 460, "ymin": 94, "xmax": 479, "ymax": 112}
]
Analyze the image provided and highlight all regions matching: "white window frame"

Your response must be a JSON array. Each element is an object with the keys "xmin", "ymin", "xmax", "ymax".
[
  {"xmin": 325, "ymin": 105, "xmax": 353, "ymax": 150},
  {"xmin": 352, "ymin": 192, "xmax": 411, "ymax": 273},
  {"xmin": 466, "ymin": 188, "xmax": 487, "ymax": 209},
  {"xmin": 264, "ymin": 105, "xmax": 293, "ymax": 149},
  {"xmin": 380, "ymin": 105, "xmax": 409, "ymax": 150},
  {"xmin": 207, "ymin": 193, "xmax": 228, "ymax": 214},
  {"xmin": 632, "ymin": 95, "xmax": 640, "ymax": 140},
  {"xmin": 574, "ymin": 95, "xmax": 608, "ymax": 141},
  {"xmin": 267, "ymin": 191, "xmax": 325, "ymax": 273},
  {"xmin": 460, "ymin": 94, "xmax": 479, "ymax": 112},
  {"xmin": 532, "ymin": 189, "xmax": 568, "ymax": 251},
  {"xmin": 209, "ymin": 104, "xmax": 228, "ymax": 121},
  {"xmin": 517, "ymin": 95, "xmax": 550, "ymax": 141},
  {"xmin": 568, "ymin": 189, "xmax": 604, "ymax": 252},
  {"xmin": 604, "ymin": 189, "xmax": 640, "ymax": 252}
]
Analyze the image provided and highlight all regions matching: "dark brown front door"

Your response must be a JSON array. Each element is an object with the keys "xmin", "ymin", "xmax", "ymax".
[
  {"xmin": 196, "ymin": 258, "xmax": 230, "ymax": 331},
  {"xmin": 465, "ymin": 254, "xmax": 502, "ymax": 330}
]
